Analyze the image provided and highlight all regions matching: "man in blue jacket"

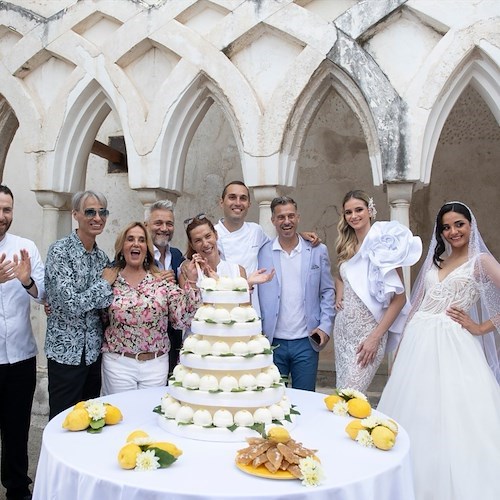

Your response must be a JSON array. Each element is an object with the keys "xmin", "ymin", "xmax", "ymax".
[{"xmin": 258, "ymin": 196, "xmax": 335, "ymax": 391}]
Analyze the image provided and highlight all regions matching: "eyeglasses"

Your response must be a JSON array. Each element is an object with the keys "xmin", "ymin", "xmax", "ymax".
[
  {"xmin": 183, "ymin": 213, "xmax": 207, "ymax": 226},
  {"xmin": 83, "ymin": 208, "xmax": 110, "ymax": 219}
]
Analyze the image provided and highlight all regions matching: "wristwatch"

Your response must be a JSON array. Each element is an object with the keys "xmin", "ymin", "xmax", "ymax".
[{"xmin": 22, "ymin": 277, "xmax": 35, "ymax": 290}]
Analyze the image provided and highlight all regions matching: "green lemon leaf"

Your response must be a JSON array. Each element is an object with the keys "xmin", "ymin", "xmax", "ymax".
[
  {"xmin": 148, "ymin": 448, "xmax": 177, "ymax": 468},
  {"xmin": 89, "ymin": 418, "xmax": 105, "ymax": 430}
]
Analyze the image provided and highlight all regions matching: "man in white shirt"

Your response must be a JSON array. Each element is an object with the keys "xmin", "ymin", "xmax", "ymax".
[
  {"xmin": 258, "ymin": 196, "xmax": 335, "ymax": 391},
  {"xmin": 145, "ymin": 200, "xmax": 185, "ymax": 373},
  {"xmin": 0, "ymin": 185, "xmax": 45, "ymax": 500}
]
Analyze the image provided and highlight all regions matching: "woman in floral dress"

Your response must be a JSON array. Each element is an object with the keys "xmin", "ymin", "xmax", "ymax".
[
  {"xmin": 101, "ymin": 222, "xmax": 200, "ymax": 395},
  {"xmin": 333, "ymin": 190, "xmax": 421, "ymax": 393}
]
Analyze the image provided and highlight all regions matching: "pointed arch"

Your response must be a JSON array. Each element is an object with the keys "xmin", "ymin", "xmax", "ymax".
[
  {"xmin": 158, "ymin": 72, "xmax": 244, "ymax": 193},
  {"xmin": 281, "ymin": 60, "xmax": 383, "ymax": 187},
  {"xmin": 51, "ymin": 79, "xmax": 112, "ymax": 193},
  {"xmin": 421, "ymin": 50, "xmax": 500, "ymax": 183}
]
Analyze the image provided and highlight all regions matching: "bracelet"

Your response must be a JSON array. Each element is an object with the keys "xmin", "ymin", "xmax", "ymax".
[{"xmin": 22, "ymin": 277, "xmax": 35, "ymax": 290}]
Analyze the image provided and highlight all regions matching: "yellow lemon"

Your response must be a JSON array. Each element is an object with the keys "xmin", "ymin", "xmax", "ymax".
[
  {"xmin": 347, "ymin": 398, "xmax": 371, "ymax": 418},
  {"xmin": 126, "ymin": 430, "xmax": 149, "ymax": 442},
  {"xmin": 371, "ymin": 425, "xmax": 396, "ymax": 451},
  {"xmin": 267, "ymin": 426, "xmax": 290, "ymax": 444},
  {"xmin": 118, "ymin": 443, "xmax": 142, "ymax": 469},
  {"xmin": 345, "ymin": 419, "xmax": 366, "ymax": 440},
  {"xmin": 104, "ymin": 405, "xmax": 123, "ymax": 425},
  {"xmin": 73, "ymin": 401, "xmax": 86, "ymax": 410},
  {"xmin": 62, "ymin": 408, "xmax": 91, "ymax": 431},
  {"xmin": 324, "ymin": 394, "xmax": 342, "ymax": 411},
  {"xmin": 147, "ymin": 442, "xmax": 183, "ymax": 458}
]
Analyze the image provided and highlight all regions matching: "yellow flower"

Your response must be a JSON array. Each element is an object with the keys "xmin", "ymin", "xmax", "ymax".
[
  {"xmin": 347, "ymin": 398, "xmax": 371, "ymax": 418},
  {"xmin": 118, "ymin": 443, "xmax": 142, "ymax": 469},
  {"xmin": 371, "ymin": 425, "xmax": 396, "ymax": 450},
  {"xmin": 62, "ymin": 408, "xmax": 91, "ymax": 431}
]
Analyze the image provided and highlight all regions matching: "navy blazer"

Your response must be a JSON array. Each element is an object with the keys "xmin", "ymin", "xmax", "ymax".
[{"xmin": 257, "ymin": 237, "xmax": 335, "ymax": 345}]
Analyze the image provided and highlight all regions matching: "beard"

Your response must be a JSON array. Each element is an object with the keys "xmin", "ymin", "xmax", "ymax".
[
  {"xmin": 0, "ymin": 219, "xmax": 12, "ymax": 239},
  {"xmin": 153, "ymin": 234, "xmax": 171, "ymax": 249}
]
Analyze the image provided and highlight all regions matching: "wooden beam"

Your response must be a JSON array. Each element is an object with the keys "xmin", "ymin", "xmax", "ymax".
[{"xmin": 91, "ymin": 140, "xmax": 124, "ymax": 164}]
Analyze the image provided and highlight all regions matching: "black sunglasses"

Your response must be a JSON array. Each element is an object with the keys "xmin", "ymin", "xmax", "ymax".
[
  {"xmin": 83, "ymin": 208, "xmax": 110, "ymax": 219},
  {"xmin": 183, "ymin": 213, "xmax": 207, "ymax": 226}
]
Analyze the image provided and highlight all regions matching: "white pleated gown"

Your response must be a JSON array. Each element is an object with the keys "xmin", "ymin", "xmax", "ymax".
[{"xmin": 378, "ymin": 261, "xmax": 500, "ymax": 500}]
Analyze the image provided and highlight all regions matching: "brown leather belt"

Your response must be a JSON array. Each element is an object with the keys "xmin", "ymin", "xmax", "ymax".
[{"xmin": 122, "ymin": 351, "xmax": 166, "ymax": 361}]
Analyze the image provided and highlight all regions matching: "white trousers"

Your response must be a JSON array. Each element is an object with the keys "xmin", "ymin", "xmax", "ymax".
[{"xmin": 101, "ymin": 352, "xmax": 169, "ymax": 396}]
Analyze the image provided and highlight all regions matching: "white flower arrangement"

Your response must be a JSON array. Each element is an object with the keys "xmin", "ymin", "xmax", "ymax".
[
  {"xmin": 338, "ymin": 388, "xmax": 368, "ymax": 401},
  {"xmin": 355, "ymin": 429, "xmax": 375, "ymax": 448},
  {"xmin": 85, "ymin": 401, "xmax": 106, "ymax": 421},
  {"xmin": 135, "ymin": 450, "xmax": 161, "ymax": 471},
  {"xmin": 332, "ymin": 399, "xmax": 348, "ymax": 416},
  {"xmin": 299, "ymin": 456, "xmax": 325, "ymax": 487}
]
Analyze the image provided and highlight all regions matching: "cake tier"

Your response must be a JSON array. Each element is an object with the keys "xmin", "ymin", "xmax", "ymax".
[
  {"xmin": 168, "ymin": 385, "xmax": 284, "ymax": 407},
  {"xmin": 180, "ymin": 353, "xmax": 272, "ymax": 370},
  {"xmin": 191, "ymin": 320, "xmax": 262, "ymax": 336},
  {"xmin": 201, "ymin": 290, "xmax": 250, "ymax": 304}
]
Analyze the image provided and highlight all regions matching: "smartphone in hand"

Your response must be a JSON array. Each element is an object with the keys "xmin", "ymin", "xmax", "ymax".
[{"xmin": 310, "ymin": 332, "xmax": 321, "ymax": 347}]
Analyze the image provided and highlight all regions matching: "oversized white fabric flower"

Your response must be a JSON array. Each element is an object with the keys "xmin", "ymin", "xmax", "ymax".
[
  {"xmin": 362, "ymin": 221, "xmax": 422, "ymax": 306},
  {"xmin": 299, "ymin": 457, "xmax": 324, "ymax": 487},
  {"xmin": 135, "ymin": 450, "xmax": 160, "ymax": 471}
]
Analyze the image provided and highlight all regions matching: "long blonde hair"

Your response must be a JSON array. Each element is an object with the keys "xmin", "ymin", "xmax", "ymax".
[{"xmin": 335, "ymin": 190, "xmax": 371, "ymax": 266}]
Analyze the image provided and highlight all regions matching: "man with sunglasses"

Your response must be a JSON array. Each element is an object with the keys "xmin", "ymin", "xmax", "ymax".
[
  {"xmin": 44, "ymin": 190, "xmax": 117, "ymax": 419},
  {"xmin": 145, "ymin": 200, "xmax": 185, "ymax": 374}
]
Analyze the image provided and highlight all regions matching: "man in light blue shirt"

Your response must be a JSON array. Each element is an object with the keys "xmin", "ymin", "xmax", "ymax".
[{"xmin": 258, "ymin": 196, "xmax": 335, "ymax": 391}]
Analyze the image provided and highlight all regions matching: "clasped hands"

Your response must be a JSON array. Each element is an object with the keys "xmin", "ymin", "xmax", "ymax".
[{"xmin": 0, "ymin": 250, "xmax": 32, "ymax": 286}]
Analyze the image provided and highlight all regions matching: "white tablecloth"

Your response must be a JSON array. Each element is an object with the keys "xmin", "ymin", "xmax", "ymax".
[{"xmin": 33, "ymin": 388, "xmax": 414, "ymax": 500}]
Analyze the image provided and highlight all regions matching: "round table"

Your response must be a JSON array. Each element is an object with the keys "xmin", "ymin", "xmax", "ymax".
[{"xmin": 33, "ymin": 387, "xmax": 415, "ymax": 500}]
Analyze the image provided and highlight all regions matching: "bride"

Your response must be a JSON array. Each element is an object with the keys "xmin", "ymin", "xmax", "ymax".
[{"xmin": 378, "ymin": 201, "xmax": 500, "ymax": 500}]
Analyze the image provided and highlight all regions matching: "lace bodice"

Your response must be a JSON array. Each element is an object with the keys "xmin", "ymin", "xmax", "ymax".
[{"xmin": 419, "ymin": 260, "xmax": 480, "ymax": 315}]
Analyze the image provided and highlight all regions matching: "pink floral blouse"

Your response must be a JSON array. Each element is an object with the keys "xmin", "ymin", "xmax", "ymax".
[{"xmin": 102, "ymin": 273, "xmax": 200, "ymax": 354}]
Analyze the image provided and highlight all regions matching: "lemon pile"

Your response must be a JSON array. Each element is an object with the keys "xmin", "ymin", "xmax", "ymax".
[
  {"xmin": 324, "ymin": 391, "xmax": 372, "ymax": 418},
  {"xmin": 118, "ymin": 430, "xmax": 183, "ymax": 470},
  {"xmin": 62, "ymin": 401, "xmax": 123, "ymax": 432},
  {"xmin": 345, "ymin": 417, "xmax": 398, "ymax": 450}
]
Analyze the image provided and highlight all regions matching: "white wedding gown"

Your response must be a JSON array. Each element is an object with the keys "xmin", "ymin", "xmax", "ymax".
[{"xmin": 378, "ymin": 259, "xmax": 500, "ymax": 500}]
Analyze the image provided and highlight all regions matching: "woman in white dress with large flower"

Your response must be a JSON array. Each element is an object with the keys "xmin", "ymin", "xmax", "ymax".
[
  {"xmin": 334, "ymin": 190, "xmax": 422, "ymax": 392},
  {"xmin": 378, "ymin": 201, "xmax": 500, "ymax": 500}
]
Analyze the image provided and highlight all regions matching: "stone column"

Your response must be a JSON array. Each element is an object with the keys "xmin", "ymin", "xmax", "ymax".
[
  {"xmin": 385, "ymin": 182, "xmax": 414, "ymax": 373},
  {"xmin": 252, "ymin": 186, "xmax": 279, "ymax": 237},
  {"xmin": 33, "ymin": 191, "xmax": 72, "ymax": 416},
  {"xmin": 135, "ymin": 188, "xmax": 179, "ymax": 220}
]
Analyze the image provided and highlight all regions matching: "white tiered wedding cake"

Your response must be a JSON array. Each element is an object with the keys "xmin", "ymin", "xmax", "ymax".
[{"xmin": 155, "ymin": 276, "xmax": 296, "ymax": 442}]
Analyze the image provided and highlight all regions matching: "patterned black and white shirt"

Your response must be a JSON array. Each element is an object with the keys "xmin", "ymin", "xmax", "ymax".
[{"xmin": 45, "ymin": 230, "xmax": 113, "ymax": 366}]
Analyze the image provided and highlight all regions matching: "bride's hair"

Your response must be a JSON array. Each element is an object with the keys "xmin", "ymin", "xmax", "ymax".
[
  {"xmin": 433, "ymin": 202, "xmax": 472, "ymax": 268},
  {"xmin": 336, "ymin": 190, "xmax": 371, "ymax": 266}
]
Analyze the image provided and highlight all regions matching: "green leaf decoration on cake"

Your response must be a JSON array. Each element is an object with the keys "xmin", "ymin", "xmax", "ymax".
[
  {"xmin": 232, "ymin": 287, "xmax": 248, "ymax": 292},
  {"xmin": 152, "ymin": 405, "xmax": 162, "ymax": 415},
  {"xmin": 208, "ymin": 389, "xmax": 223, "ymax": 394},
  {"xmin": 227, "ymin": 424, "xmax": 238, "ymax": 432},
  {"xmin": 243, "ymin": 353, "xmax": 256, "ymax": 358},
  {"xmin": 219, "ymin": 353, "xmax": 235, "ymax": 357},
  {"xmin": 262, "ymin": 349, "xmax": 273, "ymax": 355},
  {"xmin": 254, "ymin": 386, "xmax": 265, "ymax": 392},
  {"xmin": 250, "ymin": 422, "xmax": 266, "ymax": 437},
  {"xmin": 205, "ymin": 319, "xmax": 217, "ymax": 324},
  {"xmin": 290, "ymin": 405, "xmax": 301, "ymax": 415},
  {"xmin": 230, "ymin": 388, "xmax": 246, "ymax": 393}
]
